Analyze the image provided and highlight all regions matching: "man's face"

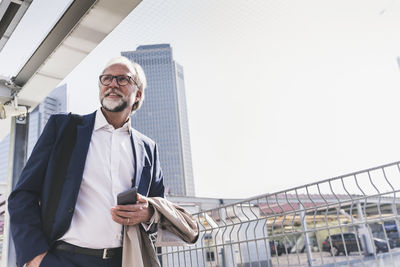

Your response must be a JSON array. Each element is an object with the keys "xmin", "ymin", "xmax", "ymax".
[{"xmin": 99, "ymin": 64, "xmax": 139, "ymax": 113}]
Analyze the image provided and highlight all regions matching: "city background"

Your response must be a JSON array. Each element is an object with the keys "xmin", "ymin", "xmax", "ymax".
[
  {"xmin": 2, "ymin": 0, "xmax": 400, "ymax": 199},
  {"xmin": 2, "ymin": 1, "xmax": 400, "ymax": 266}
]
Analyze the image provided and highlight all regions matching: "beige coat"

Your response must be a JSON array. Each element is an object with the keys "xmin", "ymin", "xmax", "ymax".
[{"xmin": 122, "ymin": 197, "xmax": 199, "ymax": 267}]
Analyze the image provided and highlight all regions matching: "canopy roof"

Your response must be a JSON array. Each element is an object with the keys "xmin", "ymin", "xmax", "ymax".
[{"xmin": 0, "ymin": 0, "xmax": 142, "ymax": 140}]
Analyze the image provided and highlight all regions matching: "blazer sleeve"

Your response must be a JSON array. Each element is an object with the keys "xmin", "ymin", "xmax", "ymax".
[
  {"xmin": 148, "ymin": 143, "xmax": 165, "ymax": 198},
  {"xmin": 8, "ymin": 115, "xmax": 58, "ymax": 267}
]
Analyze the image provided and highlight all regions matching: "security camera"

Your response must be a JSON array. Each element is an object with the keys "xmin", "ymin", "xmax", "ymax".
[{"xmin": 0, "ymin": 103, "xmax": 27, "ymax": 119}]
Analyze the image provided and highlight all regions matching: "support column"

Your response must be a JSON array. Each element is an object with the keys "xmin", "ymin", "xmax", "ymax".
[
  {"xmin": 356, "ymin": 201, "xmax": 374, "ymax": 255},
  {"xmin": 300, "ymin": 205, "xmax": 313, "ymax": 267},
  {"xmin": 391, "ymin": 204, "xmax": 400, "ymax": 241},
  {"xmin": 2, "ymin": 114, "xmax": 29, "ymax": 267}
]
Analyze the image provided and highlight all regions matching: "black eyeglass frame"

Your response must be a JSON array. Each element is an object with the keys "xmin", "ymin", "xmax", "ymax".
[{"xmin": 99, "ymin": 74, "xmax": 139, "ymax": 87}]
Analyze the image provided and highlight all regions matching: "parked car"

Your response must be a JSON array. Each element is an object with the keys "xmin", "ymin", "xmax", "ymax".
[
  {"xmin": 374, "ymin": 237, "xmax": 395, "ymax": 253},
  {"xmin": 322, "ymin": 233, "xmax": 395, "ymax": 256},
  {"xmin": 322, "ymin": 233, "xmax": 362, "ymax": 256},
  {"xmin": 374, "ymin": 220, "xmax": 400, "ymax": 247},
  {"xmin": 269, "ymin": 241, "xmax": 284, "ymax": 256},
  {"xmin": 387, "ymin": 232, "xmax": 400, "ymax": 247}
]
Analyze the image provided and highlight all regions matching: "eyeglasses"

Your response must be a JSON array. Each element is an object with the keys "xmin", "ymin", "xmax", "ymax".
[{"xmin": 99, "ymin": 75, "xmax": 139, "ymax": 87}]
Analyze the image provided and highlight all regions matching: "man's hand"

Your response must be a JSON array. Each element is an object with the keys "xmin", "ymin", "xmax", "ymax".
[
  {"xmin": 26, "ymin": 252, "xmax": 47, "ymax": 267},
  {"xmin": 111, "ymin": 193, "xmax": 154, "ymax": 225}
]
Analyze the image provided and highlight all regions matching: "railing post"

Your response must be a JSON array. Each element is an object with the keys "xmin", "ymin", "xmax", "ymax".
[
  {"xmin": 300, "ymin": 204, "xmax": 313, "ymax": 267},
  {"xmin": 265, "ymin": 227, "xmax": 272, "ymax": 267},
  {"xmin": 2, "ymin": 114, "xmax": 29, "ymax": 267},
  {"xmin": 219, "ymin": 206, "xmax": 227, "ymax": 267}
]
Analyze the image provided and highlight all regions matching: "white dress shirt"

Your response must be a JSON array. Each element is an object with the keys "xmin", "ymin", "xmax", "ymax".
[{"xmin": 60, "ymin": 109, "xmax": 135, "ymax": 248}]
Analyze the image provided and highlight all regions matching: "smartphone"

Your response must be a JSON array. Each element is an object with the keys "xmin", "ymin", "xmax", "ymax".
[{"xmin": 117, "ymin": 187, "xmax": 138, "ymax": 205}]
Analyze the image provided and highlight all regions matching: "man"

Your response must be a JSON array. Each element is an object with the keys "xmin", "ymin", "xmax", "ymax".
[{"xmin": 8, "ymin": 56, "xmax": 164, "ymax": 267}]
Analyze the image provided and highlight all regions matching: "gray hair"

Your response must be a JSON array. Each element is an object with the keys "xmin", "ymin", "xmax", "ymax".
[{"xmin": 101, "ymin": 56, "xmax": 147, "ymax": 112}]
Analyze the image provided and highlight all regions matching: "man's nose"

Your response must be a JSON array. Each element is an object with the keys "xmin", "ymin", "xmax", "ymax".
[{"xmin": 109, "ymin": 76, "xmax": 119, "ymax": 87}]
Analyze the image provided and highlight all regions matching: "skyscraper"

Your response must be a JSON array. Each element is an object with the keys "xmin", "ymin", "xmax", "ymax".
[
  {"xmin": 0, "ymin": 84, "xmax": 67, "ymax": 182},
  {"xmin": 122, "ymin": 44, "xmax": 195, "ymax": 196}
]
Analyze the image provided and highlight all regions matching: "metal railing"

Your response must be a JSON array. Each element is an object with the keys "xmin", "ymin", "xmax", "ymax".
[{"xmin": 157, "ymin": 161, "xmax": 400, "ymax": 266}]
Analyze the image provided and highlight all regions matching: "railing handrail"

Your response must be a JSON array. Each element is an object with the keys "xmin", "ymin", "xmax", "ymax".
[{"xmin": 191, "ymin": 160, "xmax": 400, "ymax": 215}]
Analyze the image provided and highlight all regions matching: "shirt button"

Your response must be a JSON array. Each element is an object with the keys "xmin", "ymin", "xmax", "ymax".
[{"xmin": 68, "ymin": 207, "xmax": 74, "ymax": 213}]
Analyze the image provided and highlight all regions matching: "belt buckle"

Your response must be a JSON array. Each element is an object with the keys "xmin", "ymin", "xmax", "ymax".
[{"xmin": 102, "ymin": 249, "xmax": 111, "ymax": 259}]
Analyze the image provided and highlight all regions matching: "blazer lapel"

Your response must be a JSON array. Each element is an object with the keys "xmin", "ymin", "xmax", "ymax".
[
  {"xmin": 131, "ymin": 130, "xmax": 151, "ymax": 196},
  {"xmin": 68, "ymin": 111, "xmax": 96, "ymax": 189},
  {"xmin": 65, "ymin": 113, "xmax": 152, "ymax": 196}
]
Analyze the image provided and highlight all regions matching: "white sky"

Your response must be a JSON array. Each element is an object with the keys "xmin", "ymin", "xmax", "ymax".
[{"xmin": 2, "ymin": 0, "xmax": 400, "ymax": 198}]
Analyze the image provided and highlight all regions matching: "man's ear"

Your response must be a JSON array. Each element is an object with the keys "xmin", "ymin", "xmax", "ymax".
[{"xmin": 135, "ymin": 90, "xmax": 142, "ymax": 103}]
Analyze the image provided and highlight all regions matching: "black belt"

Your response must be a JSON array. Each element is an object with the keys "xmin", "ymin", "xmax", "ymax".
[{"xmin": 55, "ymin": 242, "xmax": 122, "ymax": 259}]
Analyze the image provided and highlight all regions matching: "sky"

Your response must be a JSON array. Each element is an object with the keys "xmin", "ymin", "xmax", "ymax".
[{"xmin": 1, "ymin": 0, "xmax": 400, "ymax": 198}]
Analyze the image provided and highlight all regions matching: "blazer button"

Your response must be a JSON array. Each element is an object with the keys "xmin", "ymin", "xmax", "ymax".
[{"xmin": 68, "ymin": 207, "xmax": 74, "ymax": 213}]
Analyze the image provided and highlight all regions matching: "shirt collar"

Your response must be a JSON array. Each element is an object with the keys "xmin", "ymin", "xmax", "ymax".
[{"xmin": 94, "ymin": 108, "xmax": 132, "ymax": 133}]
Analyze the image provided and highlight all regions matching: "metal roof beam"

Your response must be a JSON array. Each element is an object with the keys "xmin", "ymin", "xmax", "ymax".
[
  {"xmin": 13, "ymin": 0, "xmax": 97, "ymax": 87},
  {"xmin": 0, "ymin": 0, "xmax": 32, "ymax": 52},
  {"xmin": 0, "ymin": 0, "xmax": 142, "ymax": 140}
]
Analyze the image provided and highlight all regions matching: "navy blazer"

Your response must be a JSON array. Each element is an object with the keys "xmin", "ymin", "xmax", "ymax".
[{"xmin": 8, "ymin": 111, "xmax": 164, "ymax": 267}]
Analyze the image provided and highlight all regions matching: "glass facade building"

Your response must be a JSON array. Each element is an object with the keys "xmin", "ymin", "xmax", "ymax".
[
  {"xmin": 122, "ymin": 44, "xmax": 195, "ymax": 196},
  {"xmin": 0, "ymin": 84, "xmax": 67, "ymax": 182}
]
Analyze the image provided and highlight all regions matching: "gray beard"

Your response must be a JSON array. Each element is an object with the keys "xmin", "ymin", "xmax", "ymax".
[{"xmin": 101, "ymin": 98, "xmax": 128, "ymax": 112}]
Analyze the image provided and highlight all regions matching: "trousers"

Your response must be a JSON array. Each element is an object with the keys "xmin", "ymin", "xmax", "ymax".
[{"xmin": 39, "ymin": 247, "xmax": 122, "ymax": 267}]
